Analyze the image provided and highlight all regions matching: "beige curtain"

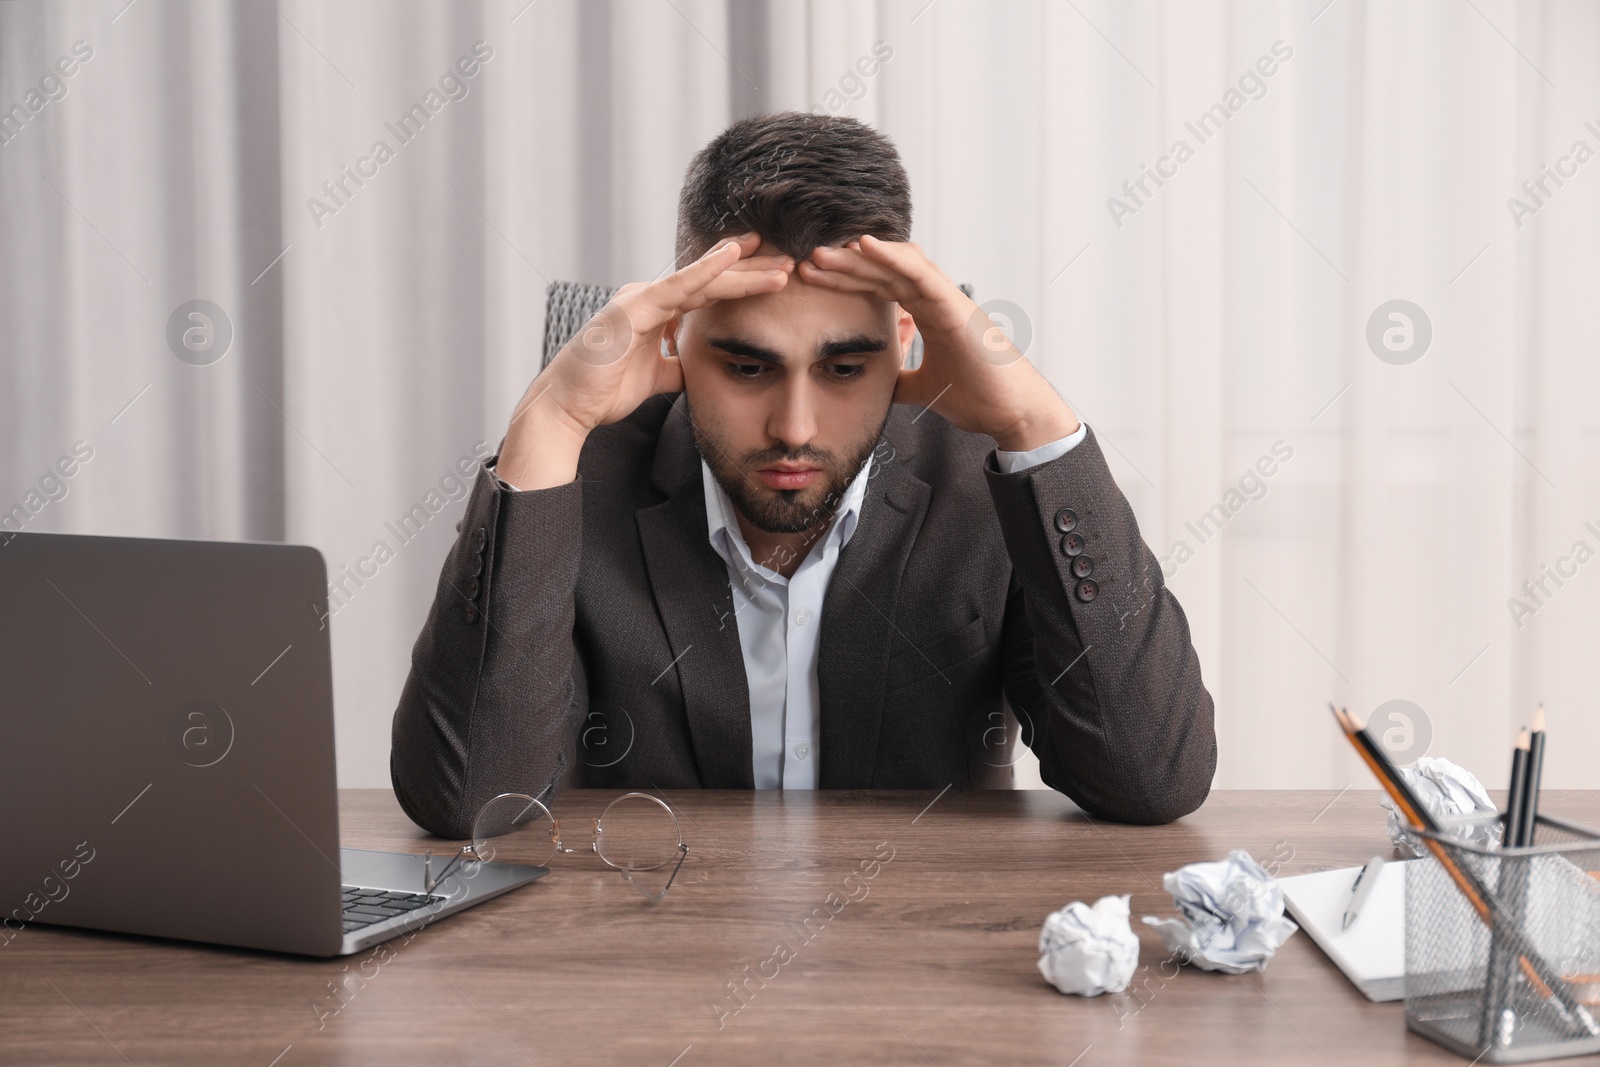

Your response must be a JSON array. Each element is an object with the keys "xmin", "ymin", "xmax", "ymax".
[{"xmin": 3, "ymin": 0, "xmax": 1595, "ymax": 793}]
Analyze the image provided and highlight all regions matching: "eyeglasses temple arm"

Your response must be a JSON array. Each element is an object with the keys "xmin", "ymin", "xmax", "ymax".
[
  {"xmin": 423, "ymin": 848, "xmax": 468, "ymax": 895},
  {"xmin": 621, "ymin": 843, "xmax": 689, "ymax": 903}
]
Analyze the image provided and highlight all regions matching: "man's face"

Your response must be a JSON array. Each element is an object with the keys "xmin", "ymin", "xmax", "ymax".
[{"xmin": 669, "ymin": 242, "xmax": 914, "ymax": 535}]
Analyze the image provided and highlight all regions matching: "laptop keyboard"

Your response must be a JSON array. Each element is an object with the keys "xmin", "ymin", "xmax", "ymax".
[{"xmin": 341, "ymin": 885, "xmax": 446, "ymax": 933}]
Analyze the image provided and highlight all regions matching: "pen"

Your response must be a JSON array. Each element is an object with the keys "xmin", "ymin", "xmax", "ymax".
[
  {"xmin": 1520, "ymin": 704, "xmax": 1546, "ymax": 847},
  {"xmin": 1342, "ymin": 854, "xmax": 1385, "ymax": 931}
]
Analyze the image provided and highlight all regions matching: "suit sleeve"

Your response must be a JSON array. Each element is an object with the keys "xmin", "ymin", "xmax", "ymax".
[
  {"xmin": 389, "ymin": 453, "xmax": 589, "ymax": 839},
  {"xmin": 985, "ymin": 425, "xmax": 1216, "ymax": 824}
]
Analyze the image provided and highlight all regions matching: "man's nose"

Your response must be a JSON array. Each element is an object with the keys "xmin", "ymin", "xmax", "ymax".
[{"xmin": 766, "ymin": 376, "xmax": 819, "ymax": 451}]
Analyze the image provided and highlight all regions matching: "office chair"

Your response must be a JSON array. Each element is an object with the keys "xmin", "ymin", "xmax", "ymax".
[{"xmin": 540, "ymin": 278, "xmax": 975, "ymax": 371}]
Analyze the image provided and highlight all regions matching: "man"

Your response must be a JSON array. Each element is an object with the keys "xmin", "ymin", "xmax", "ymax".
[{"xmin": 390, "ymin": 112, "xmax": 1215, "ymax": 840}]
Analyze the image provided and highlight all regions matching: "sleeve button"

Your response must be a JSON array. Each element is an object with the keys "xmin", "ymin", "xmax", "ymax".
[
  {"xmin": 464, "ymin": 603, "xmax": 480, "ymax": 624},
  {"xmin": 1053, "ymin": 507, "xmax": 1078, "ymax": 533},
  {"xmin": 474, "ymin": 527, "xmax": 487, "ymax": 551},
  {"xmin": 1074, "ymin": 578, "xmax": 1098, "ymax": 603},
  {"xmin": 1071, "ymin": 556, "xmax": 1094, "ymax": 579},
  {"xmin": 1059, "ymin": 532, "xmax": 1085, "ymax": 557}
]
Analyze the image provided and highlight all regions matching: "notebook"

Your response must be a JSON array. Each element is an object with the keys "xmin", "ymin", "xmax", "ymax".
[{"xmin": 1279, "ymin": 860, "xmax": 1411, "ymax": 1002}]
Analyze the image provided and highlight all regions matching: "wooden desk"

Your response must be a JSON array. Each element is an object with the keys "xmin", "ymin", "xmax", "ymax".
[{"xmin": 5, "ymin": 788, "xmax": 1596, "ymax": 1065}]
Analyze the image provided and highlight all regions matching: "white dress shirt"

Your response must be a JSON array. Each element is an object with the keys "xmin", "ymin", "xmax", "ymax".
[{"xmin": 494, "ymin": 420, "xmax": 1089, "ymax": 790}]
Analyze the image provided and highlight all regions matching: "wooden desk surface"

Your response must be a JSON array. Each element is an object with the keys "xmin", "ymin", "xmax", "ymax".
[{"xmin": 5, "ymin": 788, "xmax": 1597, "ymax": 1066}]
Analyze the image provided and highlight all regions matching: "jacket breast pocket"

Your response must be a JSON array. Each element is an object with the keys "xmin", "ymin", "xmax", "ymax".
[{"xmin": 883, "ymin": 614, "xmax": 989, "ymax": 695}]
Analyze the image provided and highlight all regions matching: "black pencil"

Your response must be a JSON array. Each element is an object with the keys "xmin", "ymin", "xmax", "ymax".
[
  {"xmin": 1505, "ymin": 728, "xmax": 1530, "ymax": 848},
  {"xmin": 1520, "ymin": 704, "xmax": 1547, "ymax": 847}
]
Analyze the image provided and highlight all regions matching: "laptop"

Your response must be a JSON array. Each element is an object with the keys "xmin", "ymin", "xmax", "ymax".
[{"xmin": 0, "ymin": 530, "xmax": 545, "ymax": 957}]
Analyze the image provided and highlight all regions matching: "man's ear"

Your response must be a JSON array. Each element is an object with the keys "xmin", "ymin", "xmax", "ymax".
[
  {"xmin": 895, "ymin": 306, "xmax": 917, "ymax": 368},
  {"xmin": 663, "ymin": 314, "xmax": 682, "ymax": 360}
]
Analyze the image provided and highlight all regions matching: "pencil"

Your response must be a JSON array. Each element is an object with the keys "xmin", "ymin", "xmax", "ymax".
[
  {"xmin": 1334, "ymin": 705, "xmax": 1440, "ymax": 832},
  {"xmin": 1330, "ymin": 706, "xmax": 1471, "ymax": 904},
  {"xmin": 1521, "ymin": 705, "xmax": 1547, "ymax": 847},
  {"xmin": 1506, "ymin": 729, "xmax": 1530, "ymax": 848}
]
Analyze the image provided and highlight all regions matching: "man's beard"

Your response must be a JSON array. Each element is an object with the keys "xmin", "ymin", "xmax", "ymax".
[{"xmin": 687, "ymin": 400, "xmax": 891, "ymax": 535}]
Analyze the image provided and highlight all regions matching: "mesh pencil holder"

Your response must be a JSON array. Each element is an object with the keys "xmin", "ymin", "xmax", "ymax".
[{"xmin": 1405, "ymin": 811, "xmax": 1600, "ymax": 1063}]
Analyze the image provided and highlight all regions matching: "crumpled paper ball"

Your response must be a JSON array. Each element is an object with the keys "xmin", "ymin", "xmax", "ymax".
[
  {"xmin": 1036, "ymin": 893, "xmax": 1141, "ymax": 996},
  {"xmin": 1141, "ymin": 850, "xmax": 1298, "ymax": 974},
  {"xmin": 1379, "ymin": 756, "xmax": 1497, "ymax": 857}
]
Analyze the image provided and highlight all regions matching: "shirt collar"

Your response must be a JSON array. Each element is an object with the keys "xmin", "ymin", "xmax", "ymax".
[{"xmin": 702, "ymin": 451, "xmax": 875, "ymax": 578}]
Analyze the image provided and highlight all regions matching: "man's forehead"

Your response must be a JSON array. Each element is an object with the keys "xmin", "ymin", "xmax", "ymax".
[{"xmin": 703, "ymin": 259, "xmax": 891, "ymax": 320}]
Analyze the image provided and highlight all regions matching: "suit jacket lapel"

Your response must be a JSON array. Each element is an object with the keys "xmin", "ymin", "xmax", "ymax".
[
  {"xmin": 818, "ymin": 411, "xmax": 932, "ymax": 787},
  {"xmin": 636, "ymin": 395, "xmax": 755, "ymax": 788}
]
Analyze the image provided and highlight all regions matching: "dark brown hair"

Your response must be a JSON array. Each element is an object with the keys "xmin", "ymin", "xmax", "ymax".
[{"xmin": 674, "ymin": 112, "xmax": 911, "ymax": 268}]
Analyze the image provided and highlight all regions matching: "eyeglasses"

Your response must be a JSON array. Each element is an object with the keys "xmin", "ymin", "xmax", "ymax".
[{"xmin": 423, "ymin": 791, "xmax": 689, "ymax": 902}]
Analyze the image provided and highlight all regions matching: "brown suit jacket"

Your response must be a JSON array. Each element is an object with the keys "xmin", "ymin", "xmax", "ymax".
[{"xmin": 390, "ymin": 393, "xmax": 1216, "ymax": 838}]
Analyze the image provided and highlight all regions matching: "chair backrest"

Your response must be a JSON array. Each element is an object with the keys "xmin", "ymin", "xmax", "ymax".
[
  {"xmin": 541, "ymin": 281, "xmax": 619, "ymax": 370},
  {"xmin": 539, "ymin": 279, "xmax": 974, "ymax": 372}
]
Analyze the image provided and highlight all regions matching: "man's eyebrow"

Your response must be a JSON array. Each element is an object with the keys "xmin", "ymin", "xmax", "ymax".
[
  {"xmin": 819, "ymin": 334, "xmax": 891, "ymax": 359},
  {"xmin": 706, "ymin": 334, "xmax": 890, "ymax": 364}
]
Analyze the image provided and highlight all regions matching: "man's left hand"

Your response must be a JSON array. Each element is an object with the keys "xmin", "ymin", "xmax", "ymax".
[{"xmin": 799, "ymin": 234, "xmax": 1080, "ymax": 452}]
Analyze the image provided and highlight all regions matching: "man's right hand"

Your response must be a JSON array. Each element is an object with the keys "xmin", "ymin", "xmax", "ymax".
[{"xmin": 496, "ymin": 231, "xmax": 791, "ymax": 490}]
